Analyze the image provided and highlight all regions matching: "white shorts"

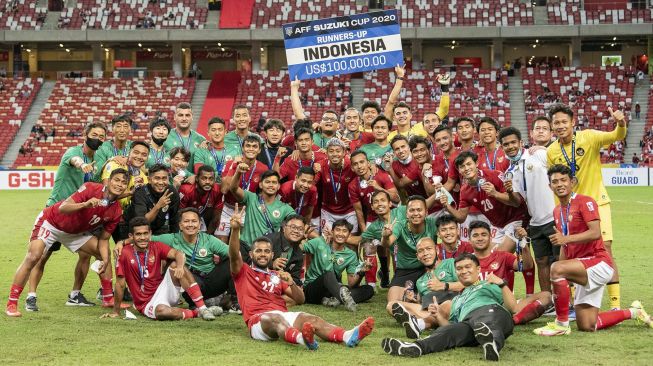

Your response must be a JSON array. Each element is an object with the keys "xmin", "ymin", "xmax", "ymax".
[
  {"xmin": 215, "ymin": 204, "xmax": 246, "ymax": 236},
  {"xmin": 143, "ymin": 270, "xmax": 182, "ymax": 319},
  {"xmin": 459, "ymin": 213, "xmax": 498, "ymax": 242},
  {"xmin": 574, "ymin": 261, "xmax": 614, "ymax": 308},
  {"xmin": 493, "ymin": 220, "xmax": 524, "ymax": 247},
  {"xmin": 249, "ymin": 310, "xmax": 303, "ymax": 341},
  {"xmin": 320, "ymin": 209, "xmax": 358, "ymax": 233},
  {"xmin": 31, "ymin": 214, "xmax": 93, "ymax": 253}
]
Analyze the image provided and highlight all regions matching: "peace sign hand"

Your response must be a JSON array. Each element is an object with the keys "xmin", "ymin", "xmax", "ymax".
[
  {"xmin": 382, "ymin": 217, "xmax": 397, "ymax": 238},
  {"xmin": 230, "ymin": 203, "xmax": 246, "ymax": 230}
]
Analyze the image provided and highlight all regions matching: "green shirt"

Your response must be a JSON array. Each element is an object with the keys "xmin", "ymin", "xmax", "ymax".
[
  {"xmin": 416, "ymin": 259, "xmax": 458, "ymax": 296},
  {"xmin": 164, "ymin": 129, "xmax": 206, "ymax": 166},
  {"xmin": 313, "ymin": 133, "xmax": 333, "ymax": 149},
  {"xmin": 192, "ymin": 146, "xmax": 236, "ymax": 177},
  {"xmin": 302, "ymin": 237, "xmax": 334, "ymax": 285},
  {"xmin": 47, "ymin": 145, "xmax": 94, "ymax": 207},
  {"xmin": 152, "ymin": 232, "xmax": 228, "ymax": 274},
  {"xmin": 223, "ymin": 131, "xmax": 262, "ymax": 160},
  {"xmin": 392, "ymin": 213, "xmax": 437, "ymax": 270},
  {"xmin": 146, "ymin": 146, "xmax": 170, "ymax": 169},
  {"xmin": 241, "ymin": 191, "xmax": 295, "ymax": 248},
  {"xmin": 449, "ymin": 281, "xmax": 505, "ymax": 323},
  {"xmin": 93, "ymin": 140, "xmax": 131, "ymax": 181},
  {"xmin": 361, "ymin": 205, "xmax": 406, "ymax": 241},
  {"xmin": 333, "ymin": 246, "xmax": 360, "ymax": 280},
  {"xmin": 359, "ymin": 142, "xmax": 392, "ymax": 163}
]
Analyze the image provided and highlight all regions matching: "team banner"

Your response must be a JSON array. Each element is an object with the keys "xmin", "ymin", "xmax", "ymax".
[
  {"xmin": 283, "ymin": 10, "xmax": 403, "ymax": 80},
  {"xmin": 601, "ymin": 167, "xmax": 650, "ymax": 186},
  {"xmin": 0, "ymin": 170, "xmax": 56, "ymax": 190}
]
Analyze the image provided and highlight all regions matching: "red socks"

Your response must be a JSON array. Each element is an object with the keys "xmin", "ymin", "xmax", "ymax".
[
  {"xmin": 523, "ymin": 269, "xmax": 535, "ymax": 295},
  {"xmin": 186, "ymin": 283, "xmax": 205, "ymax": 308},
  {"xmin": 513, "ymin": 300, "xmax": 545, "ymax": 325},
  {"xmin": 181, "ymin": 309, "xmax": 197, "ymax": 319},
  {"xmin": 327, "ymin": 327, "xmax": 345, "ymax": 343},
  {"xmin": 596, "ymin": 309, "xmax": 632, "ymax": 330},
  {"xmin": 284, "ymin": 327, "xmax": 302, "ymax": 344},
  {"xmin": 7, "ymin": 284, "xmax": 23, "ymax": 306},
  {"xmin": 100, "ymin": 278, "xmax": 114, "ymax": 302},
  {"xmin": 364, "ymin": 256, "xmax": 378, "ymax": 286},
  {"xmin": 552, "ymin": 278, "xmax": 570, "ymax": 323}
]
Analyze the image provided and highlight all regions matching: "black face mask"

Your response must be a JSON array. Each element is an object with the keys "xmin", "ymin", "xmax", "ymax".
[
  {"xmin": 85, "ymin": 137, "xmax": 103, "ymax": 151},
  {"xmin": 152, "ymin": 137, "xmax": 167, "ymax": 146}
]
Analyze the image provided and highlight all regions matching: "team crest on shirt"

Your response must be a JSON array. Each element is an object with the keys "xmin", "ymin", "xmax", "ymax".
[
  {"xmin": 336, "ymin": 257, "xmax": 345, "ymax": 266},
  {"xmin": 272, "ymin": 210, "xmax": 281, "ymax": 218},
  {"xmin": 149, "ymin": 255, "xmax": 155, "ymax": 263},
  {"xmin": 130, "ymin": 259, "xmax": 135, "ymax": 264},
  {"xmin": 576, "ymin": 147, "xmax": 585, "ymax": 156},
  {"xmin": 527, "ymin": 163, "xmax": 534, "ymax": 171},
  {"xmin": 490, "ymin": 262, "xmax": 499, "ymax": 270},
  {"xmin": 438, "ymin": 271, "xmax": 446, "ymax": 280},
  {"xmin": 199, "ymin": 248, "xmax": 208, "ymax": 257},
  {"xmin": 497, "ymin": 156, "xmax": 504, "ymax": 163}
]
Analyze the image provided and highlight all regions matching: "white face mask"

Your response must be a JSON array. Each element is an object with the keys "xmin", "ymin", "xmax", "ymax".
[{"xmin": 398, "ymin": 155, "xmax": 412, "ymax": 165}]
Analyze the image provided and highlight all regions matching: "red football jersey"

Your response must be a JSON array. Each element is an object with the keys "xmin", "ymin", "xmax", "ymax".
[
  {"xmin": 178, "ymin": 183, "xmax": 223, "ymax": 213},
  {"xmin": 478, "ymin": 250, "xmax": 517, "ymax": 290},
  {"xmin": 459, "ymin": 169, "xmax": 526, "ymax": 228},
  {"xmin": 315, "ymin": 161, "xmax": 356, "ymax": 215},
  {"xmin": 278, "ymin": 152, "xmax": 327, "ymax": 180},
  {"xmin": 473, "ymin": 145, "xmax": 510, "ymax": 172},
  {"xmin": 279, "ymin": 180, "xmax": 318, "ymax": 217},
  {"xmin": 233, "ymin": 264, "xmax": 289, "ymax": 325},
  {"xmin": 553, "ymin": 194, "xmax": 613, "ymax": 266},
  {"xmin": 436, "ymin": 241, "xmax": 474, "ymax": 261},
  {"xmin": 391, "ymin": 159, "xmax": 426, "ymax": 198},
  {"xmin": 43, "ymin": 182, "xmax": 122, "ymax": 234},
  {"xmin": 222, "ymin": 160, "xmax": 268, "ymax": 206},
  {"xmin": 281, "ymin": 135, "xmax": 321, "ymax": 151},
  {"xmin": 115, "ymin": 241, "xmax": 172, "ymax": 312},
  {"xmin": 349, "ymin": 132, "xmax": 375, "ymax": 152},
  {"xmin": 431, "ymin": 151, "xmax": 460, "ymax": 207},
  {"xmin": 348, "ymin": 169, "xmax": 395, "ymax": 222}
]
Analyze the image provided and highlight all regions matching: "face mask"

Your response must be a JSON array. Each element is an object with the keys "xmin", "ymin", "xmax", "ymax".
[
  {"xmin": 86, "ymin": 137, "xmax": 103, "ymax": 151},
  {"xmin": 398, "ymin": 155, "xmax": 412, "ymax": 165},
  {"xmin": 152, "ymin": 137, "xmax": 167, "ymax": 146}
]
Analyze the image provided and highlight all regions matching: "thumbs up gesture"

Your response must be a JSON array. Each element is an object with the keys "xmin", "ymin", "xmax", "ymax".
[
  {"xmin": 548, "ymin": 226, "xmax": 566, "ymax": 246},
  {"xmin": 608, "ymin": 107, "xmax": 626, "ymax": 126}
]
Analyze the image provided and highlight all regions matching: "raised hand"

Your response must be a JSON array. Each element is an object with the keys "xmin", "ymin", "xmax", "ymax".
[
  {"xmin": 437, "ymin": 73, "xmax": 451, "ymax": 86},
  {"xmin": 81, "ymin": 161, "xmax": 96, "ymax": 174},
  {"xmin": 156, "ymin": 189, "xmax": 173, "ymax": 210},
  {"xmin": 395, "ymin": 64, "xmax": 406, "ymax": 78},
  {"xmin": 237, "ymin": 162, "xmax": 250, "ymax": 174},
  {"xmin": 427, "ymin": 297, "xmax": 440, "ymax": 316},
  {"xmin": 230, "ymin": 203, "xmax": 245, "ymax": 230},
  {"xmin": 277, "ymin": 147, "xmax": 287, "ymax": 157},
  {"xmin": 608, "ymin": 107, "xmax": 625, "ymax": 123},
  {"xmin": 382, "ymin": 217, "xmax": 397, "ymax": 238},
  {"xmin": 85, "ymin": 197, "xmax": 101, "ymax": 208},
  {"xmin": 290, "ymin": 76, "xmax": 301, "ymax": 90}
]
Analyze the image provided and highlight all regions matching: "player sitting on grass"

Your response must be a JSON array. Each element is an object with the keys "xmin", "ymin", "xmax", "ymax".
[
  {"xmin": 102, "ymin": 217, "xmax": 221, "ymax": 321},
  {"xmin": 6, "ymin": 169, "xmax": 131, "ymax": 317},
  {"xmin": 389, "ymin": 237, "xmax": 463, "ymax": 339},
  {"xmin": 229, "ymin": 204, "xmax": 375, "ymax": 349},
  {"xmin": 382, "ymin": 254, "xmax": 516, "ymax": 361},
  {"xmin": 534, "ymin": 165, "xmax": 653, "ymax": 336}
]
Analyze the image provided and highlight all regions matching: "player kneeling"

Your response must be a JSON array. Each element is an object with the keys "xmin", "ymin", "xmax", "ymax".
[
  {"xmin": 102, "ymin": 217, "xmax": 221, "ymax": 321},
  {"xmin": 534, "ymin": 165, "xmax": 652, "ymax": 336},
  {"xmin": 229, "ymin": 204, "xmax": 374, "ymax": 349}
]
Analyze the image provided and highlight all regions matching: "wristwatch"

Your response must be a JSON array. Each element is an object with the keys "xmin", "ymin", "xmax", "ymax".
[
  {"xmin": 444, "ymin": 282, "xmax": 450, "ymax": 291},
  {"xmin": 498, "ymin": 280, "xmax": 507, "ymax": 288}
]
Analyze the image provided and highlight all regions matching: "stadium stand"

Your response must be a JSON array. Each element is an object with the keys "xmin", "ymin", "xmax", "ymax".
[
  {"xmin": 13, "ymin": 77, "xmax": 195, "ymax": 167},
  {"xmin": 363, "ymin": 68, "xmax": 512, "ymax": 125},
  {"xmin": 235, "ymin": 70, "xmax": 351, "ymax": 129},
  {"xmin": 547, "ymin": 0, "xmax": 653, "ymax": 25},
  {"xmin": 0, "ymin": 77, "xmax": 42, "ymax": 159},
  {"xmin": 392, "ymin": 0, "xmax": 534, "ymax": 27},
  {"xmin": 641, "ymin": 87, "xmax": 653, "ymax": 166},
  {"xmin": 0, "ymin": 0, "xmax": 47, "ymax": 30},
  {"xmin": 522, "ymin": 66, "xmax": 635, "ymax": 131},
  {"xmin": 58, "ymin": 0, "xmax": 207, "ymax": 30},
  {"xmin": 251, "ymin": 0, "xmax": 368, "ymax": 28}
]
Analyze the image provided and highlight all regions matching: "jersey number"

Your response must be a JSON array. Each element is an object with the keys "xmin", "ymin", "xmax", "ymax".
[
  {"xmin": 89, "ymin": 214, "xmax": 101, "ymax": 226},
  {"xmin": 586, "ymin": 202, "xmax": 595, "ymax": 212},
  {"xmin": 261, "ymin": 281, "xmax": 276, "ymax": 293},
  {"xmin": 481, "ymin": 199, "xmax": 494, "ymax": 212},
  {"xmin": 38, "ymin": 226, "xmax": 51, "ymax": 240}
]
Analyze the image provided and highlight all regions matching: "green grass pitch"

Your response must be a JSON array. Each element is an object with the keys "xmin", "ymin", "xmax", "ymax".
[{"xmin": 1, "ymin": 187, "xmax": 652, "ymax": 365}]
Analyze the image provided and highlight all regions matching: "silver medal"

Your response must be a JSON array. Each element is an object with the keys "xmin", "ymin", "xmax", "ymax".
[
  {"xmin": 99, "ymin": 198, "xmax": 110, "ymax": 207},
  {"xmin": 360, "ymin": 180, "xmax": 369, "ymax": 189},
  {"xmin": 374, "ymin": 157, "xmax": 382, "ymax": 166},
  {"xmin": 478, "ymin": 178, "xmax": 487, "ymax": 187},
  {"xmin": 270, "ymin": 274, "xmax": 280, "ymax": 285},
  {"xmin": 503, "ymin": 171, "xmax": 513, "ymax": 181},
  {"xmin": 423, "ymin": 169, "xmax": 433, "ymax": 178}
]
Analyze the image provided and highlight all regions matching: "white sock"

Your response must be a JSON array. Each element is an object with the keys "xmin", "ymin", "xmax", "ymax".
[
  {"xmin": 295, "ymin": 333, "xmax": 306, "ymax": 346},
  {"xmin": 70, "ymin": 290, "xmax": 80, "ymax": 298},
  {"xmin": 343, "ymin": 328, "xmax": 355, "ymax": 343},
  {"xmin": 556, "ymin": 319, "xmax": 570, "ymax": 327},
  {"xmin": 198, "ymin": 305, "xmax": 207, "ymax": 311},
  {"xmin": 27, "ymin": 292, "xmax": 37, "ymax": 298},
  {"xmin": 416, "ymin": 318, "xmax": 426, "ymax": 331},
  {"xmin": 629, "ymin": 308, "xmax": 638, "ymax": 319}
]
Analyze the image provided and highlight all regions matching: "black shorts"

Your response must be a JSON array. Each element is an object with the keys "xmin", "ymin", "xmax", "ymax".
[
  {"xmin": 528, "ymin": 221, "xmax": 560, "ymax": 259},
  {"xmin": 420, "ymin": 290, "xmax": 458, "ymax": 309},
  {"xmin": 390, "ymin": 267, "xmax": 425, "ymax": 288}
]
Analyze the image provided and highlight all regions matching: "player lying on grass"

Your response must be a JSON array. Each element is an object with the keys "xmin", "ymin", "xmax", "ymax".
[
  {"xmin": 102, "ymin": 217, "xmax": 221, "ymax": 321},
  {"xmin": 6, "ymin": 169, "xmax": 130, "ymax": 317},
  {"xmin": 228, "ymin": 204, "xmax": 375, "ymax": 349},
  {"xmin": 534, "ymin": 164, "xmax": 653, "ymax": 336},
  {"xmin": 382, "ymin": 254, "xmax": 516, "ymax": 361}
]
